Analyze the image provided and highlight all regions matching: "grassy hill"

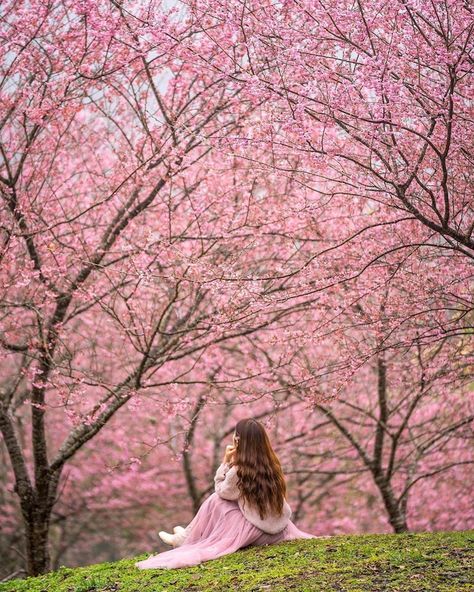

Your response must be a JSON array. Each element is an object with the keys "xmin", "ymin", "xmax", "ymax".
[{"xmin": 1, "ymin": 530, "xmax": 472, "ymax": 592}]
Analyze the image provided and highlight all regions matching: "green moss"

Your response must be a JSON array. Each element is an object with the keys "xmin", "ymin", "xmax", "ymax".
[{"xmin": 1, "ymin": 530, "xmax": 473, "ymax": 592}]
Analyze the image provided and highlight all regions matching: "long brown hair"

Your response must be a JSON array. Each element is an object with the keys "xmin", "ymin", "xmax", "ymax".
[{"xmin": 231, "ymin": 417, "xmax": 287, "ymax": 520}]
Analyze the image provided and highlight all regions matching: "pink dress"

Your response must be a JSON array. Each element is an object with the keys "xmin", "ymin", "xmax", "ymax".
[{"xmin": 135, "ymin": 491, "xmax": 316, "ymax": 570}]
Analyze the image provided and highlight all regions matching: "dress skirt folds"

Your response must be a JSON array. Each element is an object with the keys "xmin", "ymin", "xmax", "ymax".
[{"xmin": 135, "ymin": 492, "xmax": 316, "ymax": 570}]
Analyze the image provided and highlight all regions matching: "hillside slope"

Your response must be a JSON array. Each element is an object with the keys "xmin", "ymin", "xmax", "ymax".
[{"xmin": 1, "ymin": 530, "xmax": 473, "ymax": 592}]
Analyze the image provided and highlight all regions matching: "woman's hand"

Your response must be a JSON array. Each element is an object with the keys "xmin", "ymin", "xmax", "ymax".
[{"xmin": 223, "ymin": 444, "xmax": 236, "ymax": 464}]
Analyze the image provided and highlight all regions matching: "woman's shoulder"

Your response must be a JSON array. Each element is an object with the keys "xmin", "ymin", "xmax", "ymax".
[
  {"xmin": 226, "ymin": 463, "xmax": 239, "ymax": 478},
  {"xmin": 219, "ymin": 462, "xmax": 238, "ymax": 476}
]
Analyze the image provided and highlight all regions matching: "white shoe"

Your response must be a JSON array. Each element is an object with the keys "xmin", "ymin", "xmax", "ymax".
[
  {"xmin": 158, "ymin": 530, "xmax": 178, "ymax": 546},
  {"xmin": 158, "ymin": 528, "xmax": 188, "ymax": 547},
  {"xmin": 172, "ymin": 526, "xmax": 188, "ymax": 546},
  {"xmin": 173, "ymin": 525, "xmax": 186, "ymax": 535}
]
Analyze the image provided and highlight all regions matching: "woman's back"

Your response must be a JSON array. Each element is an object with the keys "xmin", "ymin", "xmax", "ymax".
[{"xmin": 214, "ymin": 461, "xmax": 292, "ymax": 534}]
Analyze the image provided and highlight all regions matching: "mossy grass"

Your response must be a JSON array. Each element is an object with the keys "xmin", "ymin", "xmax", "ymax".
[{"xmin": 1, "ymin": 529, "xmax": 472, "ymax": 592}]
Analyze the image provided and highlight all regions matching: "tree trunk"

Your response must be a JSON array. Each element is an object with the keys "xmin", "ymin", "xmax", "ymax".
[
  {"xmin": 374, "ymin": 474, "xmax": 409, "ymax": 533},
  {"xmin": 20, "ymin": 468, "xmax": 62, "ymax": 576},
  {"xmin": 24, "ymin": 507, "xmax": 52, "ymax": 576},
  {"xmin": 388, "ymin": 510, "xmax": 409, "ymax": 533}
]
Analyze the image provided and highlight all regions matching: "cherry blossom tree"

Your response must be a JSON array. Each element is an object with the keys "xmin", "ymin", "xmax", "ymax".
[
  {"xmin": 0, "ymin": 0, "xmax": 316, "ymax": 575},
  {"xmin": 278, "ymin": 334, "xmax": 474, "ymax": 533}
]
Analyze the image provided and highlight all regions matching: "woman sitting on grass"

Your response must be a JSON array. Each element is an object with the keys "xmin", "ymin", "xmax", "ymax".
[{"xmin": 135, "ymin": 417, "xmax": 317, "ymax": 570}]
